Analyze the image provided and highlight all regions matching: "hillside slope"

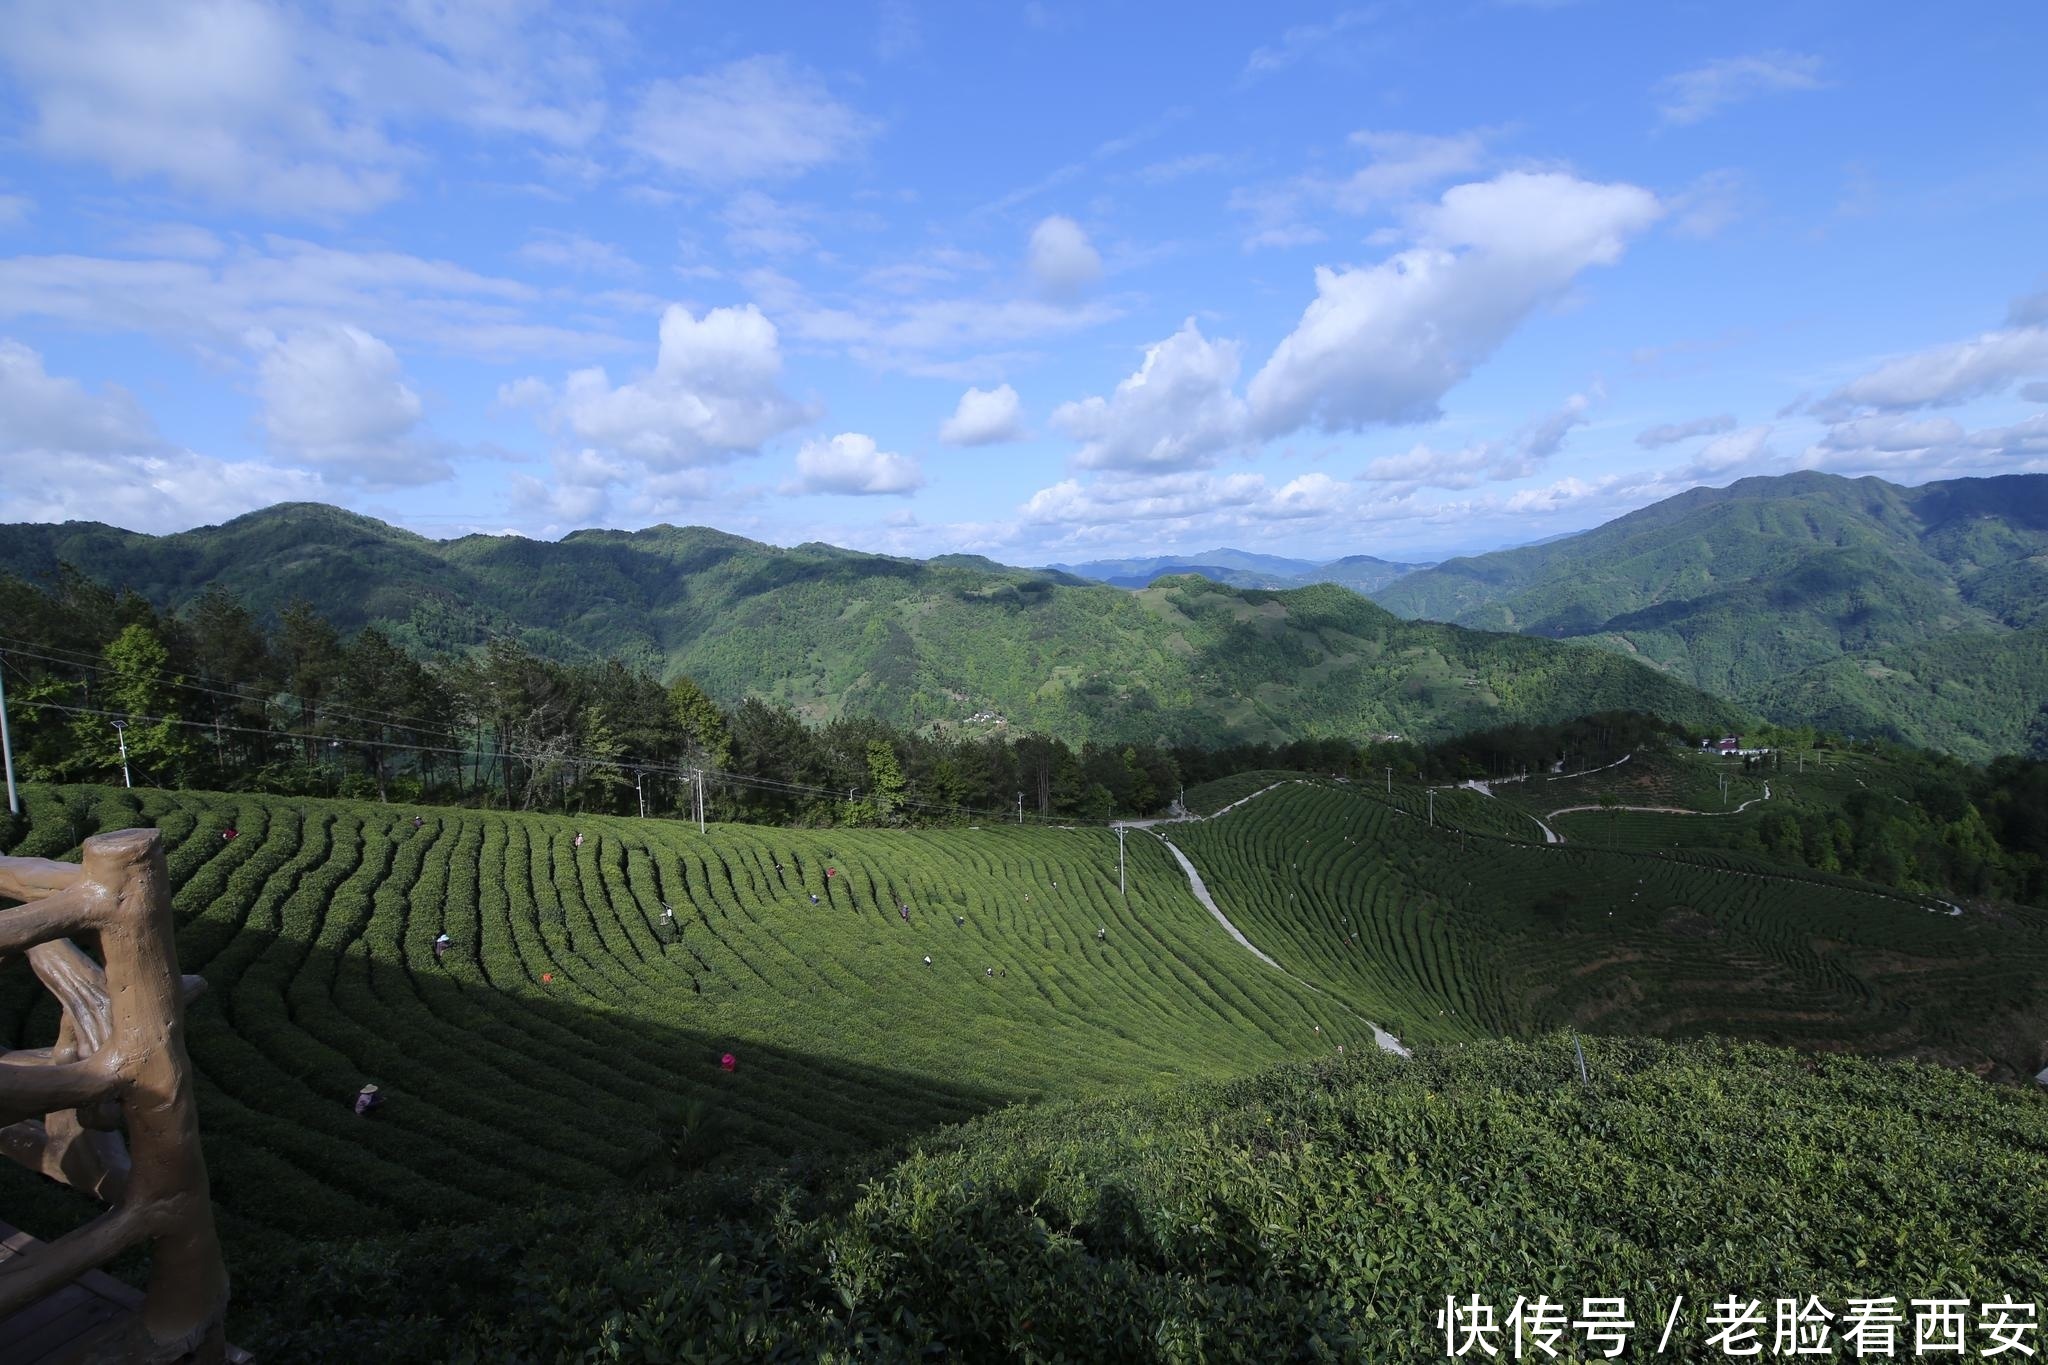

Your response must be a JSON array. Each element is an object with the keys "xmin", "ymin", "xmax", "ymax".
[
  {"xmin": 249, "ymin": 1037, "xmax": 2048, "ymax": 1359},
  {"xmin": 0, "ymin": 504, "xmax": 1737, "ymax": 746},
  {"xmin": 1368, "ymin": 472, "xmax": 2048, "ymax": 756}
]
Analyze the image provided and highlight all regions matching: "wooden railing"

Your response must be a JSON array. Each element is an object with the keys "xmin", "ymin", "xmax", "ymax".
[{"xmin": 0, "ymin": 829, "xmax": 229, "ymax": 1362}]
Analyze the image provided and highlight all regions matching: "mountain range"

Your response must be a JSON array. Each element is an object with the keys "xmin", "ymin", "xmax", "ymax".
[
  {"xmin": 1048, "ymin": 548, "xmax": 1430, "ymax": 593},
  {"xmin": 0, "ymin": 503, "xmax": 1732, "ymax": 749},
  {"xmin": 1366, "ymin": 471, "xmax": 2048, "ymax": 759},
  {"xmin": 4, "ymin": 469, "xmax": 2044, "ymax": 758}
]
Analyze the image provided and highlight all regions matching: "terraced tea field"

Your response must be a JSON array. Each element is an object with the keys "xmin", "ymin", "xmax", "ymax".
[
  {"xmin": 1171, "ymin": 779, "xmax": 2048, "ymax": 1077},
  {"xmin": 0, "ymin": 783, "xmax": 1377, "ymax": 1244}
]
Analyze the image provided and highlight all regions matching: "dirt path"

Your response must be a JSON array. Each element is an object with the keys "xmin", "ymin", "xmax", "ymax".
[
  {"xmin": 1139, "ymin": 781, "xmax": 1411, "ymax": 1057},
  {"xmin": 1548, "ymin": 780, "xmax": 1772, "ymax": 822}
]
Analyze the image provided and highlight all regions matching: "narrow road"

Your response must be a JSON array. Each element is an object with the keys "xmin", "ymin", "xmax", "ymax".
[
  {"xmin": 1146, "ymin": 810, "xmax": 1417, "ymax": 1055},
  {"xmin": 1548, "ymin": 780, "xmax": 1772, "ymax": 821}
]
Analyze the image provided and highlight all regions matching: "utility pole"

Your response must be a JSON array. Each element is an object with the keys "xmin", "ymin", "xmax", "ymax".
[
  {"xmin": 0, "ymin": 659, "xmax": 17, "ymax": 815},
  {"xmin": 1427, "ymin": 788, "xmax": 1435, "ymax": 829},
  {"xmin": 692, "ymin": 768, "xmax": 705, "ymax": 834},
  {"xmin": 113, "ymin": 719, "xmax": 131, "ymax": 790},
  {"xmin": 1017, "ymin": 791, "xmax": 1023, "ymax": 825},
  {"xmin": 1115, "ymin": 824, "xmax": 1126, "ymax": 897},
  {"xmin": 634, "ymin": 768, "xmax": 646, "ymax": 819},
  {"xmin": 1384, "ymin": 766, "xmax": 1391, "ymax": 794}
]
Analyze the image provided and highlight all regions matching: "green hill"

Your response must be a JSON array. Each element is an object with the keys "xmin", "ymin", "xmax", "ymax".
[
  {"xmin": 0, "ymin": 503, "xmax": 1738, "ymax": 746},
  {"xmin": 1368, "ymin": 472, "xmax": 2048, "ymax": 758},
  {"xmin": 5, "ymin": 780, "xmax": 2045, "ymax": 1355}
]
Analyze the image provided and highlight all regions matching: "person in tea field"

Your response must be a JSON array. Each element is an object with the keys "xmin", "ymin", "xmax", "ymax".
[
  {"xmin": 574, "ymin": 832, "xmax": 585, "ymax": 849},
  {"xmin": 220, "ymin": 827, "xmax": 238, "ymax": 842},
  {"xmin": 433, "ymin": 932, "xmax": 451, "ymax": 963},
  {"xmin": 720, "ymin": 1052, "xmax": 736, "ymax": 1072},
  {"xmin": 923, "ymin": 955, "xmax": 932, "ymax": 967},
  {"xmin": 900, "ymin": 904, "xmax": 911, "ymax": 923},
  {"xmin": 354, "ymin": 1083, "xmax": 383, "ymax": 1116}
]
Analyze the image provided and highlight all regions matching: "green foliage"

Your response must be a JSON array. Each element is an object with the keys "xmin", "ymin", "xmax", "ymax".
[
  {"xmin": 0, "ymin": 501, "xmax": 1742, "ymax": 750},
  {"xmin": 1370, "ymin": 471, "xmax": 2048, "ymax": 757},
  {"xmin": 234, "ymin": 1037, "xmax": 2048, "ymax": 1360}
]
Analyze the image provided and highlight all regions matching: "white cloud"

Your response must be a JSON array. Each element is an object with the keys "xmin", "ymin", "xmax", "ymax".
[
  {"xmin": 0, "ymin": 0, "xmax": 403, "ymax": 215},
  {"xmin": 1800, "ymin": 412, "xmax": 2048, "ymax": 477},
  {"xmin": 721, "ymin": 191, "xmax": 818, "ymax": 257},
  {"xmin": 1027, "ymin": 215, "xmax": 1102, "ymax": 300},
  {"xmin": 1656, "ymin": 52, "xmax": 1825, "ymax": 126},
  {"xmin": 524, "ymin": 303, "xmax": 812, "ymax": 467},
  {"xmin": 1230, "ymin": 127, "xmax": 1492, "ymax": 252},
  {"xmin": 1362, "ymin": 390, "xmax": 1593, "ymax": 491},
  {"xmin": 1668, "ymin": 169, "xmax": 1748, "ymax": 239},
  {"xmin": 0, "ymin": 336, "xmax": 326, "ymax": 532},
  {"xmin": 253, "ymin": 324, "xmax": 444, "ymax": 485},
  {"xmin": 0, "ymin": 0, "xmax": 606, "ymax": 218},
  {"xmin": 516, "ymin": 230, "xmax": 640, "ymax": 278},
  {"xmin": 939, "ymin": 384, "xmax": 1024, "ymax": 445},
  {"xmin": 1334, "ymin": 130, "xmax": 1491, "ymax": 213},
  {"xmin": 788, "ymin": 432, "xmax": 923, "ymax": 496},
  {"xmin": 1688, "ymin": 424, "xmax": 1774, "ymax": 475},
  {"xmin": 0, "ymin": 238, "xmax": 627, "ymax": 360},
  {"xmin": 1247, "ymin": 172, "xmax": 1661, "ymax": 436},
  {"xmin": 1052, "ymin": 319, "xmax": 1247, "ymax": 471},
  {"xmin": 1242, "ymin": 9, "xmax": 1375, "ymax": 80},
  {"xmin": 1636, "ymin": 413, "xmax": 1737, "ymax": 448},
  {"xmin": 1814, "ymin": 326, "xmax": 2048, "ymax": 418},
  {"xmin": 0, "ymin": 337, "xmax": 157, "ymax": 454},
  {"xmin": 627, "ymin": 56, "xmax": 873, "ymax": 184}
]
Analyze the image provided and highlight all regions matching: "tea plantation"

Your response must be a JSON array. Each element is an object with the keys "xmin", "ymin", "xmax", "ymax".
[
  {"xmin": 0, "ymin": 782, "xmax": 1387, "ymax": 1246},
  {"xmin": 3, "ymin": 777, "xmax": 2045, "ymax": 1357},
  {"xmin": 242, "ymin": 1036, "xmax": 2048, "ymax": 1360},
  {"xmin": 1170, "ymin": 778, "xmax": 2048, "ymax": 1077}
]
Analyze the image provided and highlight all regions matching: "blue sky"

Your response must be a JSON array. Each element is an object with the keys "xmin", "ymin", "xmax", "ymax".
[{"xmin": 0, "ymin": 1, "xmax": 2043, "ymax": 564}]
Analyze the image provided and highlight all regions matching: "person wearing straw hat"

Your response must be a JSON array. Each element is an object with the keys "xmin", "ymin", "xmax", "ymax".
[{"xmin": 354, "ymin": 1083, "xmax": 384, "ymax": 1116}]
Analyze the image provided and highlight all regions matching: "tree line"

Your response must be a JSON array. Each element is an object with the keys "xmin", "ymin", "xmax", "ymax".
[{"xmin": 3, "ymin": 567, "xmax": 2041, "ymax": 903}]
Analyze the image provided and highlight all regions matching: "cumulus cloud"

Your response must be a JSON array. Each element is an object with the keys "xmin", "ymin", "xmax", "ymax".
[
  {"xmin": 1022, "ymin": 469, "xmax": 1350, "ymax": 529},
  {"xmin": 1027, "ymin": 216, "xmax": 1102, "ymax": 300},
  {"xmin": 788, "ymin": 432, "xmax": 923, "ymax": 495},
  {"xmin": 1362, "ymin": 390, "xmax": 1593, "ymax": 491},
  {"xmin": 1801, "ymin": 411, "xmax": 2048, "ymax": 477},
  {"xmin": 627, "ymin": 56, "xmax": 873, "ymax": 184},
  {"xmin": 1688, "ymin": 424, "xmax": 1775, "ymax": 475},
  {"xmin": 0, "ymin": 337, "xmax": 157, "ymax": 454},
  {"xmin": 1247, "ymin": 172, "xmax": 1661, "ymax": 436},
  {"xmin": 1636, "ymin": 413, "xmax": 1737, "ymax": 448},
  {"xmin": 521, "ymin": 303, "xmax": 813, "ymax": 466},
  {"xmin": 939, "ymin": 384, "xmax": 1024, "ymax": 445},
  {"xmin": 1656, "ymin": 51, "xmax": 1825, "ymax": 126},
  {"xmin": 252, "ymin": 324, "xmax": 447, "ymax": 485},
  {"xmin": 1813, "ymin": 325, "xmax": 2048, "ymax": 418},
  {"xmin": 0, "ymin": 336, "xmax": 326, "ymax": 531},
  {"xmin": 1052, "ymin": 320, "xmax": 1247, "ymax": 471}
]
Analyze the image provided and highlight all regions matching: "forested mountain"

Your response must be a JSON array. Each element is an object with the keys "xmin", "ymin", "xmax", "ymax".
[
  {"xmin": 1050, "ymin": 547, "xmax": 1429, "ymax": 593},
  {"xmin": 0, "ymin": 503, "xmax": 1734, "ymax": 748},
  {"xmin": 1367, "ymin": 472, "xmax": 2048, "ymax": 758}
]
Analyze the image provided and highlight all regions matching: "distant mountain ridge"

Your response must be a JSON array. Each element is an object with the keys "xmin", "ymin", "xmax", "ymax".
[
  {"xmin": 1049, "ymin": 547, "xmax": 1432, "ymax": 594},
  {"xmin": 0, "ymin": 503, "xmax": 1734, "ymax": 749},
  {"xmin": 1365, "ymin": 471, "xmax": 2048, "ymax": 759}
]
